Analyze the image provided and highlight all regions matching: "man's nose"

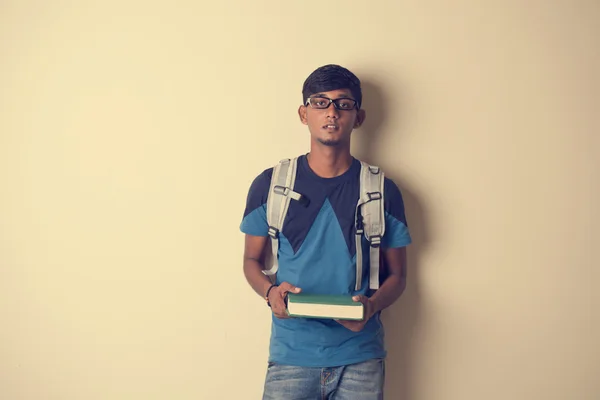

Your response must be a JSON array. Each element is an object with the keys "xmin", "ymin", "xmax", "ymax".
[{"xmin": 326, "ymin": 102, "xmax": 340, "ymax": 118}]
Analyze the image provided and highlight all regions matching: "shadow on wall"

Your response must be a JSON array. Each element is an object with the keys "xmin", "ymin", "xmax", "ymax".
[{"xmin": 353, "ymin": 77, "xmax": 432, "ymax": 400}]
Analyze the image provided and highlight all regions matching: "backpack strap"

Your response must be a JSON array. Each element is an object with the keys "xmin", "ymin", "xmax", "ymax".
[
  {"xmin": 262, "ymin": 157, "xmax": 301, "ymax": 276},
  {"xmin": 354, "ymin": 162, "xmax": 386, "ymax": 290}
]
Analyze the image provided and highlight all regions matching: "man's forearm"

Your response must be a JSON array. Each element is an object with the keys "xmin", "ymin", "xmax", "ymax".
[
  {"xmin": 243, "ymin": 257, "xmax": 274, "ymax": 299},
  {"xmin": 369, "ymin": 273, "xmax": 406, "ymax": 314}
]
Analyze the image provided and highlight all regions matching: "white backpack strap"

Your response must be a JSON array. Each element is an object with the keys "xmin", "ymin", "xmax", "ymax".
[
  {"xmin": 262, "ymin": 157, "xmax": 300, "ymax": 276},
  {"xmin": 354, "ymin": 162, "xmax": 385, "ymax": 290}
]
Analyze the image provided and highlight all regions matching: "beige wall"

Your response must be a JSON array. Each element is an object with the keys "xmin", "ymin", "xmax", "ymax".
[{"xmin": 1, "ymin": 1, "xmax": 597, "ymax": 399}]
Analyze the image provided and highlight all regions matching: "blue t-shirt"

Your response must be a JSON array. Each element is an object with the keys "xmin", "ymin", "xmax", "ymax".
[{"xmin": 240, "ymin": 155, "xmax": 412, "ymax": 367}]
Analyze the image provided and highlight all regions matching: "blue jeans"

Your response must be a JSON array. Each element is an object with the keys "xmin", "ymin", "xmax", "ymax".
[{"xmin": 262, "ymin": 358, "xmax": 385, "ymax": 400}]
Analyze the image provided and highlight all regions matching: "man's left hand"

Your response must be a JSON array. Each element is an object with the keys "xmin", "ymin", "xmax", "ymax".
[{"xmin": 335, "ymin": 295, "xmax": 376, "ymax": 332}]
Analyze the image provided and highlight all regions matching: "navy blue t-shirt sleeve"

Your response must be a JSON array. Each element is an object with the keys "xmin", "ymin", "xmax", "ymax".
[
  {"xmin": 240, "ymin": 168, "xmax": 273, "ymax": 236},
  {"xmin": 382, "ymin": 177, "xmax": 412, "ymax": 248}
]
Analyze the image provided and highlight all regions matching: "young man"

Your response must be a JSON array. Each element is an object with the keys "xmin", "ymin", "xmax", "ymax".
[{"xmin": 240, "ymin": 64, "xmax": 412, "ymax": 399}]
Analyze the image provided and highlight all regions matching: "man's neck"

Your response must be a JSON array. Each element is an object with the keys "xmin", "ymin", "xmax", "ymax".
[{"xmin": 306, "ymin": 145, "xmax": 353, "ymax": 178}]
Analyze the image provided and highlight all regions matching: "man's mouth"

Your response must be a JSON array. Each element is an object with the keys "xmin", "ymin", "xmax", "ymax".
[{"xmin": 323, "ymin": 124, "xmax": 339, "ymax": 130}]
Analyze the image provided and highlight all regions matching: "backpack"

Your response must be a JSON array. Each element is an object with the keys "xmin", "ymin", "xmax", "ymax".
[{"xmin": 261, "ymin": 157, "xmax": 385, "ymax": 291}]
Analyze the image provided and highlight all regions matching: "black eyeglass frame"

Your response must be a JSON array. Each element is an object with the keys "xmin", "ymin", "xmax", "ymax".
[{"xmin": 305, "ymin": 96, "xmax": 360, "ymax": 111}]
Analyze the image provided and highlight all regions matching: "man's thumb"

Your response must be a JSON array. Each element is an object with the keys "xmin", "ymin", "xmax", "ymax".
[{"xmin": 280, "ymin": 282, "xmax": 301, "ymax": 294}]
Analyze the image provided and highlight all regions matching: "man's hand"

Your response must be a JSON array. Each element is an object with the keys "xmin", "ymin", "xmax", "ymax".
[
  {"xmin": 336, "ymin": 295, "xmax": 376, "ymax": 332},
  {"xmin": 268, "ymin": 282, "xmax": 301, "ymax": 319}
]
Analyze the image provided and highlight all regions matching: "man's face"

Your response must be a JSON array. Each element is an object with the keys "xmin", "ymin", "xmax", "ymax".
[{"xmin": 298, "ymin": 88, "xmax": 366, "ymax": 147}]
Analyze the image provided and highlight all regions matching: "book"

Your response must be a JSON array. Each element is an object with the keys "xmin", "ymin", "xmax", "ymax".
[{"xmin": 286, "ymin": 293, "xmax": 364, "ymax": 321}]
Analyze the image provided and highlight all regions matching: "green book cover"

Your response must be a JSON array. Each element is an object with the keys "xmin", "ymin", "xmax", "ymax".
[{"xmin": 286, "ymin": 293, "xmax": 364, "ymax": 321}]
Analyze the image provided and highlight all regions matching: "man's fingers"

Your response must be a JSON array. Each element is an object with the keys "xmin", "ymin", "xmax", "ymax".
[
  {"xmin": 271, "ymin": 297, "xmax": 289, "ymax": 319},
  {"xmin": 273, "ymin": 308, "xmax": 289, "ymax": 319},
  {"xmin": 278, "ymin": 282, "xmax": 301, "ymax": 295},
  {"xmin": 352, "ymin": 295, "xmax": 367, "ymax": 303},
  {"xmin": 273, "ymin": 310, "xmax": 289, "ymax": 319},
  {"xmin": 268, "ymin": 282, "xmax": 301, "ymax": 320}
]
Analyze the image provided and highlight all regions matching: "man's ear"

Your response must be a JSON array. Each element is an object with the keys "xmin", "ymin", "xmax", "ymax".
[
  {"xmin": 298, "ymin": 105, "xmax": 308, "ymax": 125},
  {"xmin": 354, "ymin": 109, "xmax": 366, "ymax": 128}
]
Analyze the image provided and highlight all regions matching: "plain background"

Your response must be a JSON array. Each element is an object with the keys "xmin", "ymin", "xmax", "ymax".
[{"xmin": 1, "ymin": 1, "xmax": 598, "ymax": 399}]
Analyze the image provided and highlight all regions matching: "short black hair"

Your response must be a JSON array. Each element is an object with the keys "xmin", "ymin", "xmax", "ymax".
[{"xmin": 302, "ymin": 64, "xmax": 362, "ymax": 109}]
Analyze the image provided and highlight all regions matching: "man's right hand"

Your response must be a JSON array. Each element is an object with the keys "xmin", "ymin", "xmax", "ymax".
[{"xmin": 268, "ymin": 282, "xmax": 301, "ymax": 319}]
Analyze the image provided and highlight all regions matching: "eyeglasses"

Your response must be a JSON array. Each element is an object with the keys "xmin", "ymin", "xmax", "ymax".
[{"xmin": 305, "ymin": 96, "xmax": 359, "ymax": 111}]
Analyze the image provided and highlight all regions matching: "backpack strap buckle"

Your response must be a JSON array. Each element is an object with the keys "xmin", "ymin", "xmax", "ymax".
[
  {"xmin": 274, "ymin": 185, "xmax": 304, "ymax": 202},
  {"xmin": 369, "ymin": 235, "xmax": 382, "ymax": 248},
  {"xmin": 268, "ymin": 226, "xmax": 279, "ymax": 239},
  {"xmin": 273, "ymin": 185, "xmax": 288, "ymax": 196},
  {"xmin": 367, "ymin": 192, "xmax": 382, "ymax": 201}
]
